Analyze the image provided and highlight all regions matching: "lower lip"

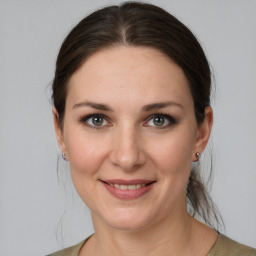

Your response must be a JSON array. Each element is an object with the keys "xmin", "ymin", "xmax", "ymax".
[{"xmin": 101, "ymin": 182, "xmax": 155, "ymax": 200}]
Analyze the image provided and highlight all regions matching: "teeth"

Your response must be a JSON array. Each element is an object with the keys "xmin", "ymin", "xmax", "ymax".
[
  {"xmin": 114, "ymin": 184, "xmax": 120, "ymax": 189},
  {"xmin": 120, "ymin": 185, "xmax": 128, "ymax": 190},
  {"xmin": 111, "ymin": 183, "xmax": 146, "ymax": 190},
  {"xmin": 128, "ymin": 185, "xmax": 136, "ymax": 190}
]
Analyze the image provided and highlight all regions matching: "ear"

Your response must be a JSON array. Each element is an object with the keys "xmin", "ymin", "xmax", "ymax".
[
  {"xmin": 192, "ymin": 106, "xmax": 213, "ymax": 161},
  {"xmin": 52, "ymin": 107, "xmax": 66, "ymax": 154}
]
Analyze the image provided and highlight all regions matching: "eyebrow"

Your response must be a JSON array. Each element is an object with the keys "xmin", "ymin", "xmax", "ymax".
[
  {"xmin": 72, "ymin": 101, "xmax": 113, "ymax": 111},
  {"xmin": 72, "ymin": 100, "xmax": 183, "ymax": 112},
  {"xmin": 142, "ymin": 101, "xmax": 183, "ymax": 111}
]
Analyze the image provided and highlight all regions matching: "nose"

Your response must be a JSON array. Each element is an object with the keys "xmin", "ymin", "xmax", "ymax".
[{"xmin": 109, "ymin": 125, "xmax": 146, "ymax": 171}]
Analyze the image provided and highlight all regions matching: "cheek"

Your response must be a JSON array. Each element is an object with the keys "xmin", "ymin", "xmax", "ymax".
[
  {"xmin": 149, "ymin": 131, "xmax": 196, "ymax": 172},
  {"xmin": 147, "ymin": 129, "xmax": 196, "ymax": 196},
  {"xmin": 65, "ymin": 130, "xmax": 109, "ymax": 177},
  {"xmin": 64, "ymin": 131, "xmax": 110, "ymax": 209}
]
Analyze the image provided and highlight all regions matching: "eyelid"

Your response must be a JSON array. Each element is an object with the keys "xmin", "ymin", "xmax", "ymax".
[
  {"xmin": 79, "ymin": 112, "xmax": 177, "ymax": 129},
  {"xmin": 80, "ymin": 113, "xmax": 106, "ymax": 122},
  {"xmin": 144, "ymin": 113, "xmax": 177, "ymax": 128},
  {"xmin": 80, "ymin": 113, "xmax": 111, "ymax": 129}
]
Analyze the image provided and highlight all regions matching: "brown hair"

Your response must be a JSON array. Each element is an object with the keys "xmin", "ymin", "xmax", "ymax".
[{"xmin": 52, "ymin": 1, "xmax": 222, "ymax": 228}]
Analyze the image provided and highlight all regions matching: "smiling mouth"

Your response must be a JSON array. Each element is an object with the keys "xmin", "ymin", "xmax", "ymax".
[
  {"xmin": 101, "ymin": 181, "xmax": 156, "ymax": 190},
  {"xmin": 100, "ymin": 179, "xmax": 156, "ymax": 199}
]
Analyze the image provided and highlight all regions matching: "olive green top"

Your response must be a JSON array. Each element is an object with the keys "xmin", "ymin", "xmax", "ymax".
[{"xmin": 47, "ymin": 234, "xmax": 256, "ymax": 256}]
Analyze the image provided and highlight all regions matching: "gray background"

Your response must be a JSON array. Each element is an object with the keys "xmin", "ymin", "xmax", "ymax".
[{"xmin": 0, "ymin": 0, "xmax": 255, "ymax": 255}]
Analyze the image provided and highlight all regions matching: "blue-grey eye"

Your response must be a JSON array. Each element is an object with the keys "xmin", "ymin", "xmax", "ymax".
[
  {"xmin": 91, "ymin": 116, "xmax": 104, "ymax": 126},
  {"xmin": 83, "ymin": 115, "xmax": 108, "ymax": 127},
  {"xmin": 146, "ymin": 114, "xmax": 176, "ymax": 128},
  {"xmin": 152, "ymin": 116, "xmax": 166, "ymax": 126}
]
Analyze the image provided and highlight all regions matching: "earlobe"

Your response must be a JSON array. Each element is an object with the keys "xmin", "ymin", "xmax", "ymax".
[
  {"xmin": 193, "ymin": 106, "xmax": 213, "ymax": 160},
  {"xmin": 52, "ymin": 107, "xmax": 66, "ymax": 153}
]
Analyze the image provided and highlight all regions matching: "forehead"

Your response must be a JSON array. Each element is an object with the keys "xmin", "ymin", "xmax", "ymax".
[{"xmin": 67, "ymin": 46, "xmax": 193, "ymax": 108}]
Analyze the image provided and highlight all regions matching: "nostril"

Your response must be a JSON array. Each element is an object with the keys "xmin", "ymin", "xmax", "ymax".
[{"xmin": 110, "ymin": 152, "xmax": 144, "ymax": 171}]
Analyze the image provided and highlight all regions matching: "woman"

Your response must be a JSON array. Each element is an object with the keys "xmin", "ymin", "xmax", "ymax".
[{"xmin": 49, "ymin": 2, "xmax": 256, "ymax": 255}]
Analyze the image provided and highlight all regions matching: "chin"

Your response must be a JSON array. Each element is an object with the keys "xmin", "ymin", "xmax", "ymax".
[{"xmin": 102, "ymin": 209, "xmax": 154, "ymax": 231}]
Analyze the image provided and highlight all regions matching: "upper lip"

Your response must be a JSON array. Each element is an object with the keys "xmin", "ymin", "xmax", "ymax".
[{"xmin": 100, "ymin": 179, "xmax": 156, "ymax": 185}]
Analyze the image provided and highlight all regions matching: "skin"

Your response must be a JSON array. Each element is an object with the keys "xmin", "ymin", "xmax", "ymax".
[{"xmin": 53, "ymin": 46, "xmax": 217, "ymax": 255}]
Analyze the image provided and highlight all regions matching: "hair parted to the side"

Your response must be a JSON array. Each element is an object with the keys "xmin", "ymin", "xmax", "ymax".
[{"xmin": 52, "ymin": 1, "xmax": 222, "ymax": 229}]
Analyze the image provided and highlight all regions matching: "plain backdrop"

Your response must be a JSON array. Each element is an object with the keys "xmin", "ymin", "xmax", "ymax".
[{"xmin": 0, "ymin": 0, "xmax": 255, "ymax": 255}]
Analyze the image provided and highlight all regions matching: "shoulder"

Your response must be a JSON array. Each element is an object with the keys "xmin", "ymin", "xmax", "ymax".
[
  {"xmin": 208, "ymin": 234, "xmax": 256, "ymax": 256},
  {"xmin": 46, "ymin": 239, "xmax": 86, "ymax": 256}
]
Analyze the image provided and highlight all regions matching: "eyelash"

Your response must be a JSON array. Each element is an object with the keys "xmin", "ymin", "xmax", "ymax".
[
  {"xmin": 80, "ymin": 114, "xmax": 109, "ymax": 129},
  {"xmin": 79, "ymin": 113, "xmax": 177, "ymax": 129},
  {"xmin": 144, "ymin": 113, "xmax": 177, "ymax": 129}
]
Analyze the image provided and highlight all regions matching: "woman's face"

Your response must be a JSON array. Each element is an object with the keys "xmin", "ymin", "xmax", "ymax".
[{"xmin": 54, "ymin": 46, "xmax": 212, "ymax": 231}]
